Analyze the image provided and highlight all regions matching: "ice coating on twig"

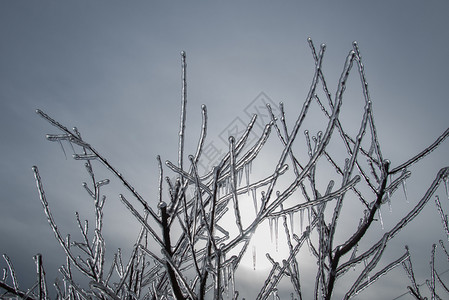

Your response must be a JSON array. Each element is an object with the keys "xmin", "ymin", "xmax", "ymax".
[
  {"xmin": 445, "ymin": 176, "xmax": 449, "ymax": 200},
  {"xmin": 16, "ymin": 39, "xmax": 448, "ymax": 300},
  {"xmin": 435, "ymin": 196, "xmax": 449, "ymax": 240}
]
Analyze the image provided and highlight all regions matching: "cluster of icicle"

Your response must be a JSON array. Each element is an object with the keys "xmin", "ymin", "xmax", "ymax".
[{"xmin": 1, "ymin": 39, "xmax": 449, "ymax": 300}]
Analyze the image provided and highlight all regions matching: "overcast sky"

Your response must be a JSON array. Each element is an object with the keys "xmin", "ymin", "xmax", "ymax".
[{"xmin": 1, "ymin": 1, "xmax": 449, "ymax": 299}]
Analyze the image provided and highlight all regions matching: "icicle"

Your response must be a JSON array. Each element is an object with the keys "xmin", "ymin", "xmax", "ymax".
[
  {"xmin": 289, "ymin": 211, "xmax": 295, "ymax": 235},
  {"xmin": 251, "ymin": 188, "xmax": 258, "ymax": 213},
  {"xmin": 300, "ymin": 208, "xmax": 304, "ymax": 233},
  {"xmin": 58, "ymin": 140, "xmax": 67, "ymax": 159},
  {"xmin": 245, "ymin": 163, "xmax": 251, "ymax": 195},
  {"xmin": 237, "ymin": 167, "xmax": 243, "ymax": 187},
  {"xmin": 223, "ymin": 178, "xmax": 228, "ymax": 196},
  {"xmin": 219, "ymin": 180, "xmax": 223, "ymax": 196},
  {"xmin": 274, "ymin": 217, "xmax": 279, "ymax": 252},
  {"xmin": 378, "ymin": 207, "xmax": 384, "ymax": 230},
  {"xmin": 402, "ymin": 180, "xmax": 409, "ymax": 203},
  {"xmin": 307, "ymin": 207, "xmax": 311, "ymax": 228},
  {"xmin": 269, "ymin": 217, "xmax": 274, "ymax": 244},
  {"xmin": 252, "ymin": 245, "xmax": 256, "ymax": 270},
  {"xmin": 387, "ymin": 196, "xmax": 392, "ymax": 213}
]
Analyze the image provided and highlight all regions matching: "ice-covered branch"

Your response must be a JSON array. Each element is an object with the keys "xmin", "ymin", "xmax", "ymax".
[
  {"xmin": 9, "ymin": 39, "xmax": 446, "ymax": 300},
  {"xmin": 390, "ymin": 127, "xmax": 449, "ymax": 175}
]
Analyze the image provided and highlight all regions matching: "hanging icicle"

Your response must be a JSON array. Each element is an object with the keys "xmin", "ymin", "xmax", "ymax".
[
  {"xmin": 269, "ymin": 217, "xmax": 274, "ymax": 244},
  {"xmin": 219, "ymin": 179, "xmax": 225, "ymax": 196},
  {"xmin": 238, "ymin": 166, "xmax": 244, "ymax": 187},
  {"xmin": 251, "ymin": 188, "xmax": 258, "ymax": 213},
  {"xmin": 274, "ymin": 216, "xmax": 279, "ymax": 252},
  {"xmin": 378, "ymin": 207, "xmax": 384, "ymax": 230},
  {"xmin": 307, "ymin": 207, "xmax": 311, "ymax": 229},
  {"xmin": 245, "ymin": 162, "xmax": 251, "ymax": 195},
  {"xmin": 252, "ymin": 245, "xmax": 257, "ymax": 271},
  {"xmin": 402, "ymin": 180, "xmax": 409, "ymax": 203},
  {"xmin": 289, "ymin": 211, "xmax": 295, "ymax": 236},
  {"xmin": 300, "ymin": 208, "xmax": 304, "ymax": 233}
]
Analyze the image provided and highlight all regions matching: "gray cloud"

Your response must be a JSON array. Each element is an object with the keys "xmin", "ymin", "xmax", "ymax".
[{"xmin": 1, "ymin": 1, "xmax": 449, "ymax": 299}]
